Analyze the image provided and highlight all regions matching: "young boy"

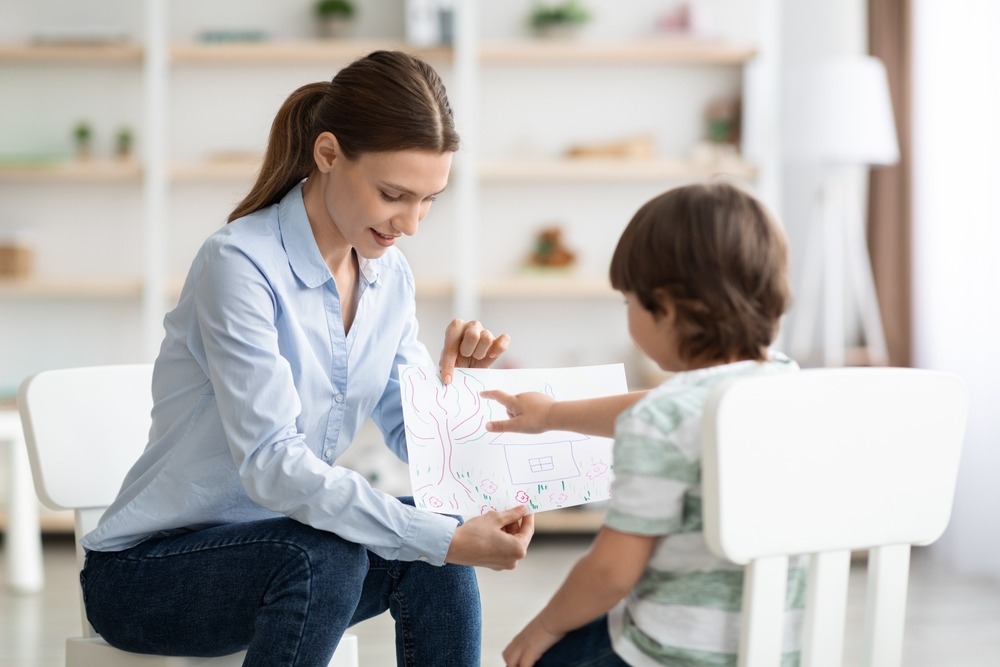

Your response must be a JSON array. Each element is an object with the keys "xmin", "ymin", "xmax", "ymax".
[{"xmin": 482, "ymin": 181, "xmax": 805, "ymax": 666}]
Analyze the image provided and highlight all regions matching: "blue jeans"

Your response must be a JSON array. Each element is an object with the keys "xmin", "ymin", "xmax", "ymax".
[
  {"xmin": 80, "ymin": 510, "xmax": 481, "ymax": 666},
  {"xmin": 534, "ymin": 616, "xmax": 630, "ymax": 667}
]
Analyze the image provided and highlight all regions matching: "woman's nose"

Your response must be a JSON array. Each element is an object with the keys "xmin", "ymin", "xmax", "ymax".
[{"xmin": 394, "ymin": 203, "xmax": 424, "ymax": 236}]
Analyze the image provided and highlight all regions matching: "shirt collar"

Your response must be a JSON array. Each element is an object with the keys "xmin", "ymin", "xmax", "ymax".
[{"xmin": 277, "ymin": 181, "xmax": 381, "ymax": 289}]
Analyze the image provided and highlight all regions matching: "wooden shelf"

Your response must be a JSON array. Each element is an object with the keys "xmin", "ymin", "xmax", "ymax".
[
  {"xmin": 479, "ymin": 39, "xmax": 756, "ymax": 65},
  {"xmin": 479, "ymin": 275, "xmax": 615, "ymax": 299},
  {"xmin": 0, "ymin": 159, "xmax": 142, "ymax": 183},
  {"xmin": 0, "ymin": 41, "xmax": 143, "ymax": 64},
  {"xmin": 0, "ymin": 277, "xmax": 143, "ymax": 299},
  {"xmin": 414, "ymin": 280, "xmax": 453, "ymax": 299},
  {"xmin": 170, "ymin": 40, "xmax": 452, "ymax": 64},
  {"xmin": 0, "ymin": 38, "xmax": 753, "ymax": 67},
  {"xmin": 168, "ymin": 156, "xmax": 756, "ymax": 184},
  {"xmin": 480, "ymin": 157, "xmax": 756, "ymax": 183},
  {"xmin": 533, "ymin": 507, "xmax": 605, "ymax": 533},
  {"xmin": 171, "ymin": 159, "xmax": 260, "ymax": 183},
  {"xmin": 0, "ymin": 508, "xmax": 74, "ymax": 534},
  {"xmin": 413, "ymin": 277, "xmax": 616, "ymax": 300}
]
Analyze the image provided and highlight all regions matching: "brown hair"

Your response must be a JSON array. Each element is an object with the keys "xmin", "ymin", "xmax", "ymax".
[
  {"xmin": 609, "ymin": 181, "xmax": 791, "ymax": 363},
  {"xmin": 229, "ymin": 50, "xmax": 459, "ymax": 222}
]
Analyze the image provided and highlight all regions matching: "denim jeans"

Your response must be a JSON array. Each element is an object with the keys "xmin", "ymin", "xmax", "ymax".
[
  {"xmin": 80, "ymin": 511, "xmax": 481, "ymax": 666},
  {"xmin": 534, "ymin": 616, "xmax": 630, "ymax": 667}
]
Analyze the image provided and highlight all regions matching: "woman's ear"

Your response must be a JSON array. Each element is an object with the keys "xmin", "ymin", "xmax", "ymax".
[{"xmin": 313, "ymin": 132, "xmax": 340, "ymax": 173}]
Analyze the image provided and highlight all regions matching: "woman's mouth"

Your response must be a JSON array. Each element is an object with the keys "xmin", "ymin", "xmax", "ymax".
[{"xmin": 371, "ymin": 229, "xmax": 396, "ymax": 247}]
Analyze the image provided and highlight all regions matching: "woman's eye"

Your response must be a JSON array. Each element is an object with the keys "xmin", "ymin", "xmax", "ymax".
[{"xmin": 379, "ymin": 191, "xmax": 401, "ymax": 203}]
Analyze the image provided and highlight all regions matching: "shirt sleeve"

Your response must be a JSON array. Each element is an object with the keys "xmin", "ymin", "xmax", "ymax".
[{"xmin": 194, "ymin": 241, "xmax": 457, "ymax": 565}]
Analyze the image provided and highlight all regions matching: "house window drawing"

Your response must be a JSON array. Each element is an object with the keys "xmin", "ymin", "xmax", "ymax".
[
  {"xmin": 530, "ymin": 456, "xmax": 555, "ymax": 473},
  {"xmin": 490, "ymin": 428, "xmax": 589, "ymax": 485}
]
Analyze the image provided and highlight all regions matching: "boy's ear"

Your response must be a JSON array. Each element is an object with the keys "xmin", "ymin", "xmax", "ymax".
[
  {"xmin": 313, "ymin": 132, "xmax": 341, "ymax": 173},
  {"xmin": 652, "ymin": 288, "xmax": 675, "ymax": 321}
]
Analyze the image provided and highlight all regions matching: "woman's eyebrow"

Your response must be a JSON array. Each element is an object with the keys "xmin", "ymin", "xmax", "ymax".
[{"xmin": 381, "ymin": 181, "xmax": 447, "ymax": 197}]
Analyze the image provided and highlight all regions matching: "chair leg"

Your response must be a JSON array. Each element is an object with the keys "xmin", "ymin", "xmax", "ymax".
[
  {"xmin": 861, "ymin": 544, "xmax": 910, "ymax": 667},
  {"xmin": 738, "ymin": 555, "xmax": 789, "ymax": 667},
  {"xmin": 3, "ymin": 410, "xmax": 44, "ymax": 593}
]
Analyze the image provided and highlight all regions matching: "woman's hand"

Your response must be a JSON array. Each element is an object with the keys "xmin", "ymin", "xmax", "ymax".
[
  {"xmin": 445, "ymin": 505, "xmax": 534, "ymax": 571},
  {"xmin": 502, "ymin": 617, "xmax": 565, "ymax": 667},
  {"xmin": 480, "ymin": 390, "xmax": 556, "ymax": 435},
  {"xmin": 439, "ymin": 318, "xmax": 510, "ymax": 385}
]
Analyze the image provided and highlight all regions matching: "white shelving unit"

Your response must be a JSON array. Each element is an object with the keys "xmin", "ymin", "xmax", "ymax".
[{"xmin": 0, "ymin": 0, "xmax": 779, "ymax": 531}]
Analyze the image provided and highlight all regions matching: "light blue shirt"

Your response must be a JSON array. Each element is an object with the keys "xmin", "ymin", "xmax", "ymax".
[{"xmin": 82, "ymin": 182, "xmax": 459, "ymax": 564}]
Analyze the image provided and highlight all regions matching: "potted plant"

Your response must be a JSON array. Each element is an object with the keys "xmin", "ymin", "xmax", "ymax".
[
  {"xmin": 528, "ymin": 0, "xmax": 591, "ymax": 39},
  {"xmin": 314, "ymin": 0, "xmax": 356, "ymax": 39},
  {"xmin": 116, "ymin": 126, "xmax": 134, "ymax": 160},
  {"xmin": 73, "ymin": 121, "xmax": 93, "ymax": 160}
]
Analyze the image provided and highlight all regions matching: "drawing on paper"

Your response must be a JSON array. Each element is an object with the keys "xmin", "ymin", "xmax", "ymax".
[{"xmin": 398, "ymin": 363, "xmax": 628, "ymax": 516}]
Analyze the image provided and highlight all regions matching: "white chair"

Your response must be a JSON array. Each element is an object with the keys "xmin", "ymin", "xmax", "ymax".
[
  {"xmin": 1, "ymin": 406, "xmax": 44, "ymax": 592},
  {"xmin": 18, "ymin": 364, "xmax": 358, "ymax": 667},
  {"xmin": 701, "ymin": 367, "xmax": 968, "ymax": 667}
]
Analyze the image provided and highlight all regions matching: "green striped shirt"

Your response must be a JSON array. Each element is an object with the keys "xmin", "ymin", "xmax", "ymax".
[{"xmin": 605, "ymin": 355, "xmax": 805, "ymax": 666}]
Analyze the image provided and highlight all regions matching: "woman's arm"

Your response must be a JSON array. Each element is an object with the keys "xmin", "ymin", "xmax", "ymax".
[
  {"xmin": 481, "ymin": 390, "xmax": 648, "ymax": 438},
  {"xmin": 502, "ymin": 527, "xmax": 657, "ymax": 667}
]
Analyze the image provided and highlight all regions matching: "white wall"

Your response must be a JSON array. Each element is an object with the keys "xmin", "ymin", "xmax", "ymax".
[{"xmin": 912, "ymin": 0, "xmax": 1000, "ymax": 581}]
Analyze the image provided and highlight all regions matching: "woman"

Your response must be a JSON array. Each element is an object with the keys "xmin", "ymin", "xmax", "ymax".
[{"xmin": 79, "ymin": 50, "xmax": 534, "ymax": 667}]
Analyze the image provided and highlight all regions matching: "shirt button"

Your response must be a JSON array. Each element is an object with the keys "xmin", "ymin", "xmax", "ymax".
[
  {"xmin": 324, "ymin": 448, "xmax": 334, "ymax": 459},
  {"xmin": 334, "ymin": 393, "xmax": 345, "ymax": 403}
]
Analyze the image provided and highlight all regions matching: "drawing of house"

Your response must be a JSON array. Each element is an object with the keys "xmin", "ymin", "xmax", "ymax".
[{"xmin": 490, "ymin": 430, "xmax": 589, "ymax": 485}]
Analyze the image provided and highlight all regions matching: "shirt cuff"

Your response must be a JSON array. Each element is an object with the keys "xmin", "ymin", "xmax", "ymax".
[{"xmin": 400, "ymin": 508, "xmax": 459, "ymax": 566}]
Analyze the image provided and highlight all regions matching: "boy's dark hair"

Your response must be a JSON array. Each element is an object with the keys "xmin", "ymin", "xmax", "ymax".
[{"xmin": 609, "ymin": 181, "xmax": 790, "ymax": 363}]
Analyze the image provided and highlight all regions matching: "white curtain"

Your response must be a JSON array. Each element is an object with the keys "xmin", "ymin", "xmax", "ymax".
[{"xmin": 913, "ymin": 0, "xmax": 1000, "ymax": 580}]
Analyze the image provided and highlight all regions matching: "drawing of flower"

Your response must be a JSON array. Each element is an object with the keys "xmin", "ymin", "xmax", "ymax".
[
  {"xmin": 549, "ymin": 492, "xmax": 568, "ymax": 504},
  {"xmin": 480, "ymin": 479, "xmax": 498, "ymax": 494},
  {"xmin": 480, "ymin": 504, "xmax": 497, "ymax": 515},
  {"xmin": 427, "ymin": 496, "xmax": 443, "ymax": 508},
  {"xmin": 586, "ymin": 462, "xmax": 609, "ymax": 480},
  {"xmin": 514, "ymin": 489, "xmax": 530, "ymax": 504}
]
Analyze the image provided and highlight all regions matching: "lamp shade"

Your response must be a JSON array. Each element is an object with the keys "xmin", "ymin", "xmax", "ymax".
[{"xmin": 784, "ymin": 55, "xmax": 900, "ymax": 166}]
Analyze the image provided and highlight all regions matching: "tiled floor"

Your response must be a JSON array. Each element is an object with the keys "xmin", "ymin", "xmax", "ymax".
[{"xmin": 2, "ymin": 534, "xmax": 1000, "ymax": 666}]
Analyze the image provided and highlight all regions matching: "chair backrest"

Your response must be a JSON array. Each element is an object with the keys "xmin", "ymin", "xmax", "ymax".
[
  {"xmin": 18, "ymin": 364, "xmax": 154, "ymax": 637},
  {"xmin": 701, "ymin": 367, "xmax": 967, "ymax": 667}
]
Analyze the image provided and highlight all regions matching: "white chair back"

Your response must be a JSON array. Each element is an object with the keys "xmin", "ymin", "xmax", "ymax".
[
  {"xmin": 18, "ymin": 364, "xmax": 358, "ymax": 667},
  {"xmin": 701, "ymin": 367, "xmax": 967, "ymax": 667}
]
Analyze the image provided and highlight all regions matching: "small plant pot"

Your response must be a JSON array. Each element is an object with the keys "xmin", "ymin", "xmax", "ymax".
[
  {"xmin": 318, "ymin": 17, "xmax": 352, "ymax": 39},
  {"xmin": 533, "ymin": 23, "xmax": 582, "ymax": 40}
]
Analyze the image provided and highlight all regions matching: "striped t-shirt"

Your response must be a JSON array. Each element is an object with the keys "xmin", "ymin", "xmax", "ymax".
[{"xmin": 606, "ymin": 355, "xmax": 805, "ymax": 666}]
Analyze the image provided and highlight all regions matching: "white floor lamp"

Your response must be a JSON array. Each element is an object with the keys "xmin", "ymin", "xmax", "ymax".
[{"xmin": 785, "ymin": 56, "xmax": 900, "ymax": 367}]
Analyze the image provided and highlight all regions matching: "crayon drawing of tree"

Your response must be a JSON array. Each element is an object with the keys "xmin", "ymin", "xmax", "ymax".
[{"xmin": 401, "ymin": 367, "xmax": 494, "ymax": 511}]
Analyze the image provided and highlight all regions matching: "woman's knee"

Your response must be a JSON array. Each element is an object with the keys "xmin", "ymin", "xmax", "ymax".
[{"xmin": 269, "ymin": 522, "xmax": 369, "ymax": 597}]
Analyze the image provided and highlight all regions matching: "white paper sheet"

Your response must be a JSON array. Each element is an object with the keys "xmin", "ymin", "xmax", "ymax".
[{"xmin": 398, "ymin": 363, "xmax": 628, "ymax": 516}]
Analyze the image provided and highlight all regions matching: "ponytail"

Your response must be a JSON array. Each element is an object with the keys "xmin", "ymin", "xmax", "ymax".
[{"xmin": 228, "ymin": 82, "xmax": 328, "ymax": 222}]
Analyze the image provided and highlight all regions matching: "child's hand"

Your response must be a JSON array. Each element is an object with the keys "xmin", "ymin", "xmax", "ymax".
[
  {"xmin": 480, "ymin": 390, "xmax": 555, "ymax": 434},
  {"xmin": 502, "ymin": 617, "xmax": 564, "ymax": 667}
]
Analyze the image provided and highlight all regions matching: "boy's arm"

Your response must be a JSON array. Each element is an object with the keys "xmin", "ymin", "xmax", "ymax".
[
  {"xmin": 482, "ymin": 390, "xmax": 647, "ymax": 438},
  {"xmin": 502, "ymin": 526, "xmax": 656, "ymax": 667}
]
